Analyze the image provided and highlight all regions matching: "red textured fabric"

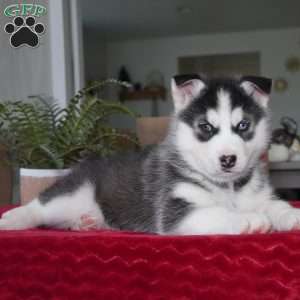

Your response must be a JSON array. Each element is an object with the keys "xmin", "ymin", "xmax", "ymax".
[{"xmin": 1, "ymin": 204, "xmax": 300, "ymax": 300}]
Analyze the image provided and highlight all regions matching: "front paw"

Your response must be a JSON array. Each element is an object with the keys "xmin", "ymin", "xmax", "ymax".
[
  {"xmin": 274, "ymin": 209, "xmax": 300, "ymax": 231},
  {"xmin": 235, "ymin": 213, "xmax": 271, "ymax": 234}
]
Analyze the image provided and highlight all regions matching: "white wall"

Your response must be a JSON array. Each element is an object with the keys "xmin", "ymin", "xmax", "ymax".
[
  {"xmin": 83, "ymin": 29, "xmax": 107, "ymax": 82},
  {"xmin": 106, "ymin": 28, "xmax": 300, "ymax": 129},
  {"xmin": 0, "ymin": 0, "xmax": 51, "ymax": 101},
  {"xmin": 0, "ymin": 0, "xmax": 84, "ymax": 106}
]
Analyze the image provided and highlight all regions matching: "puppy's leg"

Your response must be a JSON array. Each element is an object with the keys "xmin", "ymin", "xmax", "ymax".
[
  {"xmin": 0, "ymin": 199, "xmax": 44, "ymax": 230},
  {"xmin": 262, "ymin": 199, "xmax": 300, "ymax": 231},
  {"xmin": 0, "ymin": 181, "xmax": 105, "ymax": 230},
  {"xmin": 169, "ymin": 206, "xmax": 270, "ymax": 235}
]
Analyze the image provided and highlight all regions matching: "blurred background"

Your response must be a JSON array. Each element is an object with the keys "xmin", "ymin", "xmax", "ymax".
[
  {"xmin": 1, "ymin": 0, "xmax": 300, "ymax": 129},
  {"xmin": 81, "ymin": 0, "xmax": 300, "ymax": 130}
]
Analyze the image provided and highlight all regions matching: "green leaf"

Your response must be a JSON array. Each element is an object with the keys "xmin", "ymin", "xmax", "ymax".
[{"xmin": 0, "ymin": 80, "xmax": 140, "ymax": 168}]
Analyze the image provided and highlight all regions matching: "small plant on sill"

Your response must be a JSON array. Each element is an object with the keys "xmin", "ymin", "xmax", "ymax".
[{"xmin": 0, "ymin": 79, "xmax": 139, "ymax": 169}]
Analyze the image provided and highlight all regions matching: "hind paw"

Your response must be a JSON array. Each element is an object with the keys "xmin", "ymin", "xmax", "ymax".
[
  {"xmin": 0, "ymin": 206, "xmax": 35, "ymax": 230},
  {"xmin": 71, "ymin": 214, "xmax": 99, "ymax": 231}
]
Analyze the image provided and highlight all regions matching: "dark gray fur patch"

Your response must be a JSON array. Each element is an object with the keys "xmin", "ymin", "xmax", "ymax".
[
  {"xmin": 162, "ymin": 198, "xmax": 193, "ymax": 232},
  {"xmin": 254, "ymin": 163, "xmax": 270, "ymax": 193},
  {"xmin": 39, "ymin": 171, "xmax": 84, "ymax": 203},
  {"xmin": 232, "ymin": 126, "xmax": 254, "ymax": 141},
  {"xmin": 166, "ymin": 153, "xmax": 211, "ymax": 192},
  {"xmin": 40, "ymin": 151, "xmax": 157, "ymax": 233},
  {"xmin": 38, "ymin": 145, "xmax": 213, "ymax": 233},
  {"xmin": 213, "ymin": 180, "xmax": 229, "ymax": 189},
  {"xmin": 139, "ymin": 146, "xmax": 214, "ymax": 233},
  {"xmin": 195, "ymin": 122, "xmax": 220, "ymax": 142},
  {"xmin": 233, "ymin": 171, "xmax": 253, "ymax": 191},
  {"xmin": 184, "ymin": 163, "xmax": 229, "ymax": 189}
]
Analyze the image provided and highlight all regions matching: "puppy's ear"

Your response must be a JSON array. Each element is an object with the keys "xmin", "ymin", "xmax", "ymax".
[
  {"xmin": 240, "ymin": 76, "xmax": 272, "ymax": 108},
  {"xmin": 171, "ymin": 74, "xmax": 206, "ymax": 113}
]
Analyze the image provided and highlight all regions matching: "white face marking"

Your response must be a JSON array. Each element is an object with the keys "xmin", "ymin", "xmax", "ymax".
[
  {"xmin": 210, "ymin": 90, "xmax": 246, "ymax": 173},
  {"xmin": 176, "ymin": 88, "xmax": 270, "ymax": 182},
  {"xmin": 231, "ymin": 107, "xmax": 243, "ymax": 127},
  {"xmin": 217, "ymin": 89, "xmax": 232, "ymax": 134},
  {"xmin": 206, "ymin": 109, "xmax": 219, "ymax": 128}
]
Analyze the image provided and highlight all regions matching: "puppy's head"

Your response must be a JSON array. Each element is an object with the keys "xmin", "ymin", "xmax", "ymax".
[{"xmin": 171, "ymin": 74, "xmax": 272, "ymax": 182}]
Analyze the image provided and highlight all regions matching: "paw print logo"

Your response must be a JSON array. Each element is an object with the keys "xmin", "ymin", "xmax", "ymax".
[{"xmin": 4, "ymin": 16, "xmax": 45, "ymax": 48}]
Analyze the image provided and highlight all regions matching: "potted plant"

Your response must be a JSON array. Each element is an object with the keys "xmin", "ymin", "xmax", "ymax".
[{"xmin": 0, "ymin": 79, "xmax": 138, "ymax": 204}]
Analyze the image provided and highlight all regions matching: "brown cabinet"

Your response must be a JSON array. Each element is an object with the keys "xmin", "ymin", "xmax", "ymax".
[{"xmin": 0, "ymin": 146, "xmax": 12, "ymax": 205}]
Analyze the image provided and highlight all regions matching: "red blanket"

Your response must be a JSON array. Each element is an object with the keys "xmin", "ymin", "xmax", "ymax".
[{"xmin": 1, "ymin": 205, "xmax": 300, "ymax": 300}]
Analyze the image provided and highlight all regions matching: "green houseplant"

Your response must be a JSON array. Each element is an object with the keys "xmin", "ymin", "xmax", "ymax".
[{"xmin": 0, "ymin": 79, "xmax": 139, "ymax": 204}]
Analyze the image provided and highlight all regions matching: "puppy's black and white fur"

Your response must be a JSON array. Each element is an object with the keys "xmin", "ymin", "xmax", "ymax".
[{"xmin": 1, "ymin": 75, "xmax": 300, "ymax": 234}]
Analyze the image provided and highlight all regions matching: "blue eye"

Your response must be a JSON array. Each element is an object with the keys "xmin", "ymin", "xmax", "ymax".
[
  {"xmin": 237, "ymin": 119, "xmax": 251, "ymax": 132},
  {"xmin": 199, "ymin": 122, "xmax": 214, "ymax": 133}
]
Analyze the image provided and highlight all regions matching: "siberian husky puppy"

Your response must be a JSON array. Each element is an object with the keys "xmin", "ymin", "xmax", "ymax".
[{"xmin": 1, "ymin": 74, "xmax": 300, "ymax": 234}]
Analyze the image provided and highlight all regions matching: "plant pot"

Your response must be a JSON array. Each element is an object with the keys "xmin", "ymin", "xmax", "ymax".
[
  {"xmin": 136, "ymin": 117, "xmax": 170, "ymax": 146},
  {"xmin": 20, "ymin": 168, "xmax": 70, "ymax": 205}
]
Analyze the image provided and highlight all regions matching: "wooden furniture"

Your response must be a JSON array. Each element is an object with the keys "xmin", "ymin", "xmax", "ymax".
[
  {"xmin": 136, "ymin": 116, "xmax": 170, "ymax": 146},
  {"xmin": 120, "ymin": 87, "xmax": 166, "ymax": 116},
  {"xmin": 269, "ymin": 161, "xmax": 300, "ymax": 189},
  {"xmin": 0, "ymin": 146, "xmax": 12, "ymax": 205}
]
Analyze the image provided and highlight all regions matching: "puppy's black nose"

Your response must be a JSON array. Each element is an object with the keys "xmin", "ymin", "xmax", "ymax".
[{"xmin": 220, "ymin": 155, "xmax": 237, "ymax": 169}]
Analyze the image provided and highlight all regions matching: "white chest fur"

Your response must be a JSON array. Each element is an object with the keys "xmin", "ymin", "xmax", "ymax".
[
  {"xmin": 172, "ymin": 181, "xmax": 235, "ymax": 209},
  {"xmin": 172, "ymin": 169, "xmax": 271, "ymax": 213}
]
